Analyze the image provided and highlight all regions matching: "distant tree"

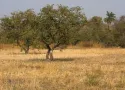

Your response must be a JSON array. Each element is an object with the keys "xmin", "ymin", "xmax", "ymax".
[
  {"xmin": 37, "ymin": 5, "xmax": 86, "ymax": 60},
  {"xmin": 104, "ymin": 11, "xmax": 116, "ymax": 30},
  {"xmin": 89, "ymin": 16, "xmax": 104, "ymax": 42},
  {"xmin": 114, "ymin": 16, "xmax": 125, "ymax": 47},
  {"xmin": 0, "ymin": 9, "xmax": 37, "ymax": 53},
  {"xmin": 80, "ymin": 16, "xmax": 104, "ymax": 43}
]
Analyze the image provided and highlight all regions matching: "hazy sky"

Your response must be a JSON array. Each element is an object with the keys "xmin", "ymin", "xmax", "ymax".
[{"xmin": 0, "ymin": 0, "xmax": 125, "ymax": 18}]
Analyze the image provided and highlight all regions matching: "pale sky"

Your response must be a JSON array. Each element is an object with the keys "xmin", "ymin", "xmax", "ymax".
[{"xmin": 0, "ymin": 0, "xmax": 125, "ymax": 19}]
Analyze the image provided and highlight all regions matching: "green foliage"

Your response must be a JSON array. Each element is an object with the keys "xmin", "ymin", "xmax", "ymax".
[
  {"xmin": 113, "ymin": 16, "xmax": 125, "ymax": 47},
  {"xmin": 37, "ymin": 5, "xmax": 86, "ymax": 48},
  {"xmin": 1, "ymin": 6, "xmax": 125, "ymax": 52},
  {"xmin": 104, "ymin": 11, "xmax": 116, "ymax": 30},
  {"xmin": 79, "ymin": 16, "xmax": 104, "ymax": 42},
  {"xmin": 79, "ymin": 15, "xmax": 117, "ymax": 47},
  {"xmin": 0, "ymin": 9, "xmax": 37, "ymax": 53},
  {"xmin": 104, "ymin": 11, "xmax": 116, "ymax": 24}
]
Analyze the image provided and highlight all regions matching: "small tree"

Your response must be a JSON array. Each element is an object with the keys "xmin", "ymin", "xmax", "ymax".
[
  {"xmin": 37, "ymin": 5, "xmax": 86, "ymax": 60},
  {"xmin": 1, "ymin": 9, "xmax": 37, "ymax": 54}
]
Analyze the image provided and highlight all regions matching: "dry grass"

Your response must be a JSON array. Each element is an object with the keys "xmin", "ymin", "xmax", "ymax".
[{"xmin": 0, "ymin": 48, "xmax": 125, "ymax": 90}]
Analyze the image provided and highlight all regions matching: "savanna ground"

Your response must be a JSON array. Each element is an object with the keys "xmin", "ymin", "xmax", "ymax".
[{"xmin": 0, "ymin": 46, "xmax": 125, "ymax": 90}]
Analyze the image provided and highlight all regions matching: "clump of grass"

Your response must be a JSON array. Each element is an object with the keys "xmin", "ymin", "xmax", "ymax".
[
  {"xmin": 85, "ymin": 68, "xmax": 103, "ymax": 86},
  {"xmin": 115, "ymin": 81, "xmax": 125, "ymax": 88},
  {"xmin": 115, "ymin": 77, "xmax": 125, "ymax": 88}
]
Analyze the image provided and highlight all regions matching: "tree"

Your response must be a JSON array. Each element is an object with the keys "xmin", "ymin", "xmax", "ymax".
[
  {"xmin": 113, "ymin": 16, "xmax": 125, "ymax": 47},
  {"xmin": 0, "ymin": 9, "xmax": 37, "ymax": 54},
  {"xmin": 104, "ymin": 11, "xmax": 116, "ymax": 30},
  {"xmin": 80, "ymin": 16, "xmax": 104, "ymax": 42},
  {"xmin": 37, "ymin": 5, "xmax": 86, "ymax": 60}
]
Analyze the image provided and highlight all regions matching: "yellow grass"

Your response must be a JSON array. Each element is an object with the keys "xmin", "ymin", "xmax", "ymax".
[{"xmin": 0, "ymin": 48, "xmax": 125, "ymax": 90}]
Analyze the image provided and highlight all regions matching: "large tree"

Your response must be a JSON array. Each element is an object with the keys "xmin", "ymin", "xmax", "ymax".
[
  {"xmin": 1, "ymin": 9, "xmax": 37, "ymax": 54},
  {"xmin": 37, "ymin": 5, "xmax": 86, "ymax": 60}
]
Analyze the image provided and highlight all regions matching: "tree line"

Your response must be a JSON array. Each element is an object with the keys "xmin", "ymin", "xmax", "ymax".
[{"xmin": 0, "ymin": 5, "xmax": 125, "ymax": 60}]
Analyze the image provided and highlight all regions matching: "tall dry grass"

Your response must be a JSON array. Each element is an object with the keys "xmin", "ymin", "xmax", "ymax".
[{"xmin": 0, "ymin": 48, "xmax": 125, "ymax": 90}]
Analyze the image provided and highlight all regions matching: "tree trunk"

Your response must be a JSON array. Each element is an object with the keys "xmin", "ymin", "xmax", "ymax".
[
  {"xmin": 24, "ymin": 46, "xmax": 29, "ymax": 54},
  {"xmin": 46, "ymin": 52, "xmax": 49, "ymax": 60},
  {"xmin": 50, "ymin": 50, "xmax": 53, "ymax": 60},
  {"xmin": 24, "ymin": 49, "xmax": 29, "ymax": 54},
  {"xmin": 16, "ymin": 39, "xmax": 30, "ymax": 54},
  {"xmin": 108, "ymin": 24, "xmax": 110, "ymax": 30},
  {"xmin": 46, "ymin": 49, "xmax": 54, "ymax": 61}
]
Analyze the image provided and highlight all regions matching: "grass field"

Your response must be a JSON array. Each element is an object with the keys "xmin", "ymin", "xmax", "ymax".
[{"xmin": 0, "ymin": 48, "xmax": 125, "ymax": 90}]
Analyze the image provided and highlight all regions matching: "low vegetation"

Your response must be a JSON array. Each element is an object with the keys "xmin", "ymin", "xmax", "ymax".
[{"xmin": 0, "ymin": 48, "xmax": 125, "ymax": 90}]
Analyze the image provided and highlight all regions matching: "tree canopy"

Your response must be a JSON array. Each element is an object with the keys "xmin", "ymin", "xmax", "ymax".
[{"xmin": 1, "ymin": 9, "xmax": 37, "ymax": 54}]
